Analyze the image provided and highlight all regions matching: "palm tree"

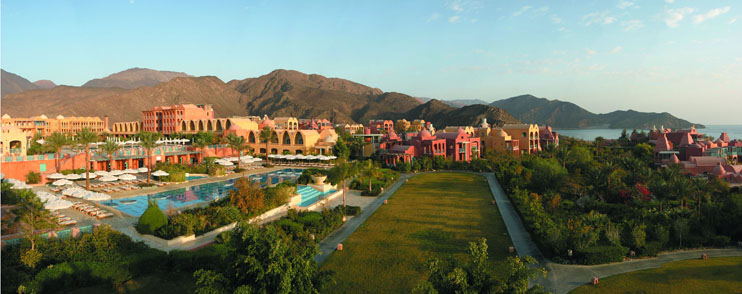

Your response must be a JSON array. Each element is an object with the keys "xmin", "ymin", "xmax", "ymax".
[
  {"xmin": 259, "ymin": 127, "xmax": 277, "ymax": 163},
  {"xmin": 6, "ymin": 190, "xmax": 55, "ymax": 252},
  {"xmin": 692, "ymin": 178, "xmax": 711, "ymax": 215},
  {"xmin": 594, "ymin": 136, "xmax": 605, "ymax": 156},
  {"xmin": 360, "ymin": 159, "xmax": 382, "ymax": 192},
  {"xmin": 226, "ymin": 133, "xmax": 246, "ymax": 158},
  {"xmin": 555, "ymin": 145, "xmax": 571, "ymax": 168},
  {"xmin": 68, "ymin": 137, "xmax": 81, "ymax": 170},
  {"xmin": 327, "ymin": 161, "xmax": 359, "ymax": 208},
  {"xmin": 44, "ymin": 131, "xmax": 69, "ymax": 172},
  {"xmin": 76, "ymin": 128, "xmax": 99, "ymax": 190},
  {"xmin": 138, "ymin": 131, "xmax": 161, "ymax": 184},
  {"xmin": 99, "ymin": 140, "xmax": 122, "ymax": 171},
  {"xmin": 193, "ymin": 131, "xmax": 214, "ymax": 163}
]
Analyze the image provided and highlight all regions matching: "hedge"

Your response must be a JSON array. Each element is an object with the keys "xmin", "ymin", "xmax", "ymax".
[
  {"xmin": 20, "ymin": 261, "xmax": 131, "ymax": 294},
  {"xmin": 137, "ymin": 200, "xmax": 168, "ymax": 235},
  {"xmin": 25, "ymin": 171, "xmax": 41, "ymax": 184},
  {"xmin": 576, "ymin": 245, "xmax": 629, "ymax": 265}
]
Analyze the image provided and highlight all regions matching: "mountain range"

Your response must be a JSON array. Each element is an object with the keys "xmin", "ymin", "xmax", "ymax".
[
  {"xmin": 489, "ymin": 95, "xmax": 703, "ymax": 129},
  {"xmin": 1, "ymin": 68, "xmax": 701, "ymax": 130},
  {"xmin": 1, "ymin": 68, "xmax": 518, "ymax": 127}
]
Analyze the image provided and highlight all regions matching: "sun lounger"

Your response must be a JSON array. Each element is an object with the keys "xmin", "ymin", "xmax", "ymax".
[
  {"xmin": 97, "ymin": 212, "xmax": 114, "ymax": 219},
  {"xmin": 59, "ymin": 220, "xmax": 77, "ymax": 226}
]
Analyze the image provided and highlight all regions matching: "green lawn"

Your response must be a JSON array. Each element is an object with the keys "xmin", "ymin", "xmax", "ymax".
[
  {"xmin": 570, "ymin": 257, "xmax": 742, "ymax": 294},
  {"xmin": 320, "ymin": 172, "xmax": 514, "ymax": 294}
]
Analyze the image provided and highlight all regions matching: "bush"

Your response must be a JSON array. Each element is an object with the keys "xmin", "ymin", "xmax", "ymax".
[
  {"xmin": 576, "ymin": 245, "xmax": 629, "ymax": 265},
  {"xmin": 163, "ymin": 170, "xmax": 186, "ymax": 182},
  {"xmin": 233, "ymin": 167, "xmax": 245, "ymax": 173},
  {"xmin": 209, "ymin": 166, "xmax": 226, "ymax": 176},
  {"xmin": 59, "ymin": 168, "xmax": 86, "ymax": 175},
  {"xmin": 335, "ymin": 205, "xmax": 361, "ymax": 216},
  {"xmin": 137, "ymin": 200, "xmax": 168, "ymax": 235},
  {"xmin": 708, "ymin": 235, "xmax": 731, "ymax": 247},
  {"xmin": 21, "ymin": 261, "xmax": 131, "ymax": 293},
  {"xmin": 25, "ymin": 171, "xmax": 41, "ymax": 184},
  {"xmin": 640, "ymin": 241, "xmax": 663, "ymax": 257},
  {"xmin": 215, "ymin": 231, "xmax": 232, "ymax": 244},
  {"xmin": 137, "ymin": 182, "xmax": 156, "ymax": 187}
]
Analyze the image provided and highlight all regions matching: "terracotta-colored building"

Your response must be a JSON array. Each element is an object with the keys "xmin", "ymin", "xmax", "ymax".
[
  {"xmin": 502, "ymin": 124, "xmax": 541, "ymax": 154},
  {"xmin": 367, "ymin": 120, "xmax": 394, "ymax": 134},
  {"xmin": 1, "ymin": 114, "xmax": 108, "ymax": 137},
  {"xmin": 274, "ymin": 117, "xmax": 299, "ymax": 130},
  {"xmin": 482, "ymin": 128, "xmax": 520, "ymax": 155},
  {"xmin": 111, "ymin": 121, "xmax": 142, "ymax": 136},
  {"xmin": 1, "ymin": 126, "xmax": 27, "ymax": 156},
  {"xmin": 299, "ymin": 118, "xmax": 332, "ymax": 131},
  {"xmin": 143, "ymin": 104, "xmax": 214, "ymax": 135}
]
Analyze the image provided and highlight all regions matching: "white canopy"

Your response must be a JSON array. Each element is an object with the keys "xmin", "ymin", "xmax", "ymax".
[
  {"xmin": 99, "ymin": 175, "xmax": 118, "ymax": 182},
  {"xmin": 70, "ymin": 189, "xmax": 92, "ymax": 198},
  {"xmin": 151, "ymin": 170, "xmax": 170, "ymax": 177},
  {"xmin": 95, "ymin": 170, "xmax": 110, "ymax": 176},
  {"xmin": 218, "ymin": 160, "xmax": 234, "ymax": 166},
  {"xmin": 137, "ymin": 167, "xmax": 149, "ymax": 173},
  {"xmin": 85, "ymin": 173, "xmax": 97, "ymax": 179},
  {"xmin": 45, "ymin": 199, "xmax": 73, "ymax": 210},
  {"xmin": 295, "ymin": 154, "xmax": 307, "ymax": 160},
  {"xmin": 52, "ymin": 179, "xmax": 73, "ymax": 186},
  {"xmin": 284, "ymin": 155, "xmax": 297, "ymax": 160},
  {"xmin": 268, "ymin": 154, "xmax": 277, "ymax": 158},
  {"xmin": 119, "ymin": 174, "xmax": 137, "ymax": 181},
  {"xmin": 123, "ymin": 169, "xmax": 139, "ymax": 174},
  {"xmin": 62, "ymin": 187, "xmax": 83, "ymax": 196},
  {"xmin": 84, "ymin": 192, "xmax": 111, "ymax": 202},
  {"xmin": 65, "ymin": 174, "xmax": 82, "ymax": 180},
  {"xmin": 47, "ymin": 173, "xmax": 66, "ymax": 179},
  {"xmin": 240, "ymin": 155, "xmax": 253, "ymax": 160},
  {"xmin": 109, "ymin": 170, "xmax": 125, "ymax": 176},
  {"xmin": 36, "ymin": 192, "xmax": 58, "ymax": 203}
]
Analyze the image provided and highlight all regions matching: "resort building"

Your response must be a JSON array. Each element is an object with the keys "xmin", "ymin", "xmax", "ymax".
[
  {"xmin": 336, "ymin": 123, "xmax": 364, "ymax": 134},
  {"xmin": 142, "ymin": 104, "xmax": 214, "ymax": 135},
  {"xmin": 274, "ymin": 117, "xmax": 299, "ymax": 130},
  {"xmin": 654, "ymin": 129, "xmax": 742, "ymax": 165},
  {"xmin": 502, "ymin": 124, "xmax": 541, "ymax": 154},
  {"xmin": 1, "ymin": 114, "xmax": 108, "ymax": 137},
  {"xmin": 539, "ymin": 125, "xmax": 559, "ymax": 149},
  {"xmin": 482, "ymin": 128, "xmax": 520, "ymax": 155},
  {"xmin": 380, "ymin": 127, "xmax": 480, "ymax": 166},
  {"xmin": 1, "ymin": 126, "xmax": 27, "ymax": 156},
  {"xmin": 367, "ymin": 120, "xmax": 394, "ymax": 134},
  {"xmin": 224, "ymin": 123, "xmax": 337, "ymax": 155},
  {"xmin": 443, "ymin": 126, "xmax": 475, "ymax": 136},
  {"xmin": 111, "ymin": 121, "xmax": 142, "ymax": 136},
  {"xmin": 299, "ymin": 118, "xmax": 333, "ymax": 131}
]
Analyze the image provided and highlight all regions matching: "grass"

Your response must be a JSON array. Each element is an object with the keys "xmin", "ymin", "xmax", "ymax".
[
  {"xmin": 320, "ymin": 172, "xmax": 514, "ymax": 294},
  {"xmin": 570, "ymin": 256, "xmax": 742, "ymax": 294}
]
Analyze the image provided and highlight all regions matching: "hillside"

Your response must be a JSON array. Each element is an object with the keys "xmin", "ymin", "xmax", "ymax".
[
  {"xmin": 82, "ymin": 68, "xmax": 192, "ymax": 89},
  {"xmin": 490, "ymin": 94, "xmax": 703, "ymax": 129},
  {"xmin": 415, "ymin": 97, "xmax": 489, "ymax": 108},
  {"xmin": 1, "ymin": 69, "xmax": 40, "ymax": 96},
  {"xmin": 399, "ymin": 99, "xmax": 520, "ymax": 127},
  {"xmin": 33, "ymin": 80, "xmax": 57, "ymax": 89}
]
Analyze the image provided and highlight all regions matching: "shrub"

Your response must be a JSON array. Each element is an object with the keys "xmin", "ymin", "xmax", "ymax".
[
  {"xmin": 137, "ymin": 182, "xmax": 156, "ymax": 188},
  {"xmin": 209, "ymin": 166, "xmax": 226, "ymax": 176},
  {"xmin": 21, "ymin": 261, "xmax": 132, "ymax": 293},
  {"xmin": 163, "ymin": 170, "xmax": 186, "ymax": 182},
  {"xmin": 576, "ymin": 245, "xmax": 629, "ymax": 265},
  {"xmin": 59, "ymin": 168, "xmax": 86, "ymax": 175},
  {"xmin": 640, "ymin": 241, "xmax": 663, "ymax": 257},
  {"xmin": 25, "ymin": 171, "xmax": 41, "ymax": 184},
  {"xmin": 215, "ymin": 231, "xmax": 232, "ymax": 244},
  {"xmin": 335, "ymin": 205, "xmax": 361, "ymax": 216},
  {"xmin": 708, "ymin": 235, "xmax": 731, "ymax": 247},
  {"xmin": 137, "ymin": 200, "xmax": 168, "ymax": 235},
  {"xmin": 233, "ymin": 167, "xmax": 245, "ymax": 173}
]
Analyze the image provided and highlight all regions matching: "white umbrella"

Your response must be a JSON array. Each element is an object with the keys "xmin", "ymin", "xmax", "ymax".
[
  {"xmin": 285, "ymin": 155, "xmax": 296, "ymax": 160},
  {"xmin": 240, "ymin": 155, "xmax": 253, "ymax": 160},
  {"xmin": 268, "ymin": 154, "xmax": 277, "ymax": 158},
  {"xmin": 119, "ymin": 174, "xmax": 137, "ymax": 181},
  {"xmin": 99, "ymin": 175, "xmax": 118, "ymax": 182},
  {"xmin": 295, "ymin": 154, "xmax": 307, "ymax": 160},
  {"xmin": 218, "ymin": 161, "xmax": 234, "ymax": 166},
  {"xmin": 137, "ymin": 167, "xmax": 149, "ymax": 173},
  {"xmin": 306, "ymin": 155, "xmax": 318, "ymax": 160},
  {"xmin": 37, "ymin": 192, "xmax": 58, "ymax": 203},
  {"xmin": 84, "ymin": 192, "xmax": 111, "ymax": 202},
  {"xmin": 109, "ymin": 170, "xmax": 125, "ymax": 176},
  {"xmin": 123, "ymin": 169, "xmax": 138, "ymax": 174},
  {"xmin": 45, "ymin": 199, "xmax": 73, "ymax": 210},
  {"xmin": 151, "ymin": 170, "xmax": 169, "ymax": 177},
  {"xmin": 84, "ymin": 173, "xmax": 97, "ymax": 179},
  {"xmin": 70, "ymin": 189, "xmax": 92, "ymax": 198},
  {"xmin": 95, "ymin": 170, "xmax": 110, "ymax": 176},
  {"xmin": 65, "ymin": 174, "xmax": 82, "ymax": 180},
  {"xmin": 327, "ymin": 155, "xmax": 337, "ymax": 160},
  {"xmin": 36, "ymin": 139, "xmax": 46, "ymax": 145},
  {"xmin": 47, "ymin": 173, "xmax": 65, "ymax": 179},
  {"xmin": 52, "ymin": 179, "xmax": 73, "ymax": 186},
  {"xmin": 253, "ymin": 158, "xmax": 263, "ymax": 162},
  {"xmin": 62, "ymin": 187, "xmax": 83, "ymax": 196}
]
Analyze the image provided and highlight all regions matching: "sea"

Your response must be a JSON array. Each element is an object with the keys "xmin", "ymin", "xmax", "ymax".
[{"xmin": 555, "ymin": 125, "xmax": 742, "ymax": 141}]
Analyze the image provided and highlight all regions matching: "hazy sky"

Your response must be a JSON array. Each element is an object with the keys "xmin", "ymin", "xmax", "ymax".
[{"xmin": 2, "ymin": 0, "xmax": 740, "ymax": 124}]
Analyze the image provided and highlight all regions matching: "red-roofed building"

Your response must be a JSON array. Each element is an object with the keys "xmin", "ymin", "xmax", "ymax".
[
  {"xmin": 367, "ymin": 120, "xmax": 394, "ymax": 134},
  {"xmin": 435, "ymin": 127, "xmax": 481, "ymax": 162}
]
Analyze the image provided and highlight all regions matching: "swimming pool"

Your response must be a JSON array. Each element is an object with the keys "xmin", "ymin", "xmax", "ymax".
[
  {"xmin": 296, "ymin": 186, "xmax": 337, "ymax": 207},
  {"xmin": 103, "ymin": 168, "xmax": 306, "ymax": 216},
  {"xmin": 186, "ymin": 175, "xmax": 207, "ymax": 181}
]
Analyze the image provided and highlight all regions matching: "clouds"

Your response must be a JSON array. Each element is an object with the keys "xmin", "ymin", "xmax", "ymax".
[
  {"xmin": 448, "ymin": 15, "xmax": 461, "ymax": 23},
  {"xmin": 621, "ymin": 20, "xmax": 643, "ymax": 31},
  {"xmin": 513, "ymin": 6, "xmax": 532, "ymax": 17},
  {"xmin": 731, "ymin": 18, "xmax": 738, "ymax": 24},
  {"xmin": 664, "ymin": 7, "xmax": 694, "ymax": 28},
  {"xmin": 693, "ymin": 6, "xmax": 731, "ymax": 24},
  {"xmin": 583, "ymin": 12, "xmax": 617, "ymax": 25},
  {"xmin": 610, "ymin": 46, "xmax": 623, "ymax": 54},
  {"xmin": 617, "ymin": 1, "xmax": 636, "ymax": 9}
]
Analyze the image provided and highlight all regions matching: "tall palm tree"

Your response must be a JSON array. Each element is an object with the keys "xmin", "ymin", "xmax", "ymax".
[
  {"xmin": 226, "ymin": 133, "xmax": 246, "ymax": 158},
  {"xmin": 6, "ymin": 190, "xmax": 54, "ymax": 252},
  {"xmin": 327, "ymin": 161, "xmax": 359, "ymax": 208},
  {"xmin": 259, "ymin": 127, "xmax": 276, "ymax": 163},
  {"xmin": 138, "ymin": 131, "xmax": 161, "ymax": 184},
  {"xmin": 193, "ymin": 131, "xmax": 214, "ymax": 163},
  {"xmin": 593, "ymin": 136, "xmax": 605, "ymax": 156},
  {"xmin": 68, "ymin": 137, "xmax": 81, "ymax": 170},
  {"xmin": 99, "ymin": 140, "xmax": 122, "ymax": 171},
  {"xmin": 360, "ymin": 159, "xmax": 382, "ymax": 192},
  {"xmin": 555, "ymin": 145, "xmax": 571, "ymax": 168},
  {"xmin": 692, "ymin": 178, "xmax": 711, "ymax": 215},
  {"xmin": 76, "ymin": 128, "xmax": 99, "ymax": 190},
  {"xmin": 44, "ymin": 132, "xmax": 69, "ymax": 172}
]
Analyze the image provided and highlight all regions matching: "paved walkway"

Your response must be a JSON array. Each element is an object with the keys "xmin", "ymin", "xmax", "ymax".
[
  {"xmin": 484, "ymin": 172, "xmax": 742, "ymax": 294},
  {"xmin": 314, "ymin": 173, "xmax": 413, "ymax": 264}
]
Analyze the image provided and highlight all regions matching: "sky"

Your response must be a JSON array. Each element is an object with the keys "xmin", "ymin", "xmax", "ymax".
[{"xmin": 2, "ymin": 0, "xmax": 741, "ymax": 124}]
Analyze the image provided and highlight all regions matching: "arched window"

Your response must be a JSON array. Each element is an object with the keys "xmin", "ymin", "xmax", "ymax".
[
  {"xmin": 198, "ymin": 121, "xmax": 205, "ymax": 131},
  {"xmin": 295, "ymin": 132, "xmax": 304, "ymax": 145},
  {"xmin": 225, "ymin": 120, "xmax": 232, "ymax": 130},
  {"xmin": 190, "ymin": 121, "xmax": 196, "ymax": 131},
  {"xmin": 271, "ymin": 131, "xmax": 279, "ymax": 143},
  {"xmin": 282, "ymin": 132, "xmax": 291, "ymax": 145},
  {"xmin": 207, "ymin": 120, "xmax": 214, "ymax": 131},
  {"xmin": 248, "ymin": 132, "xmax": 256, "ymax": 143},
  {"xmin": 216, "ymin": 120, "xmax": 223, "ymax": 131}
]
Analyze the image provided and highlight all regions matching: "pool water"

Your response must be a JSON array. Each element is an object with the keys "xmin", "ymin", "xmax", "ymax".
[
  {"xmin": 296, "ymin": 186, "xmax": 337, "ymax": 207},
  {"xmin": 103, "ymin": 168, "xmax": 306, "ymax": 217},
  {"xmin": 186, "ymin": 175, "xmax": 207, "ymax": 181}
]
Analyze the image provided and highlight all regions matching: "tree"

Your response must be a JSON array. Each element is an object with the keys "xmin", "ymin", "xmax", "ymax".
[
  {"xmin": 193, "ymin": 131, "xmax": 215, "ymax": 162},
  {"xmin": 99, "ymin": 140, "xmax": 122, "ymax": 171},
  {"xmin": 333, "ymin": 137, "xmax": 351, "ymax": 159},
  {"xmin": 230, "ymin": 178, "xmax": 264, "ymax": 214},
  {"xmin": 593, "ymin": 136, "xmax": 605, "ymax": 156},
  {"xmin": 327, "ymin": 161, "xmax": 359, "ymax": 208},
  {"xmin": 75, "ymin": 128, "xmax": 99, "ymax": 190},
  {"xmin": 259, "ymin": 127, "xmax": 276, "ymax": 162},
  {"xmin": 226, "ymin": 133, "xmax": 246, "ymax": 168},
  {"xmin": 555, "ymin": 145, "xmax": 571, "ymax": 168},
  {"xmin": 360, "ymin": 159, "xmax": 382, "ymax": 192},
  {"xmin": 44, "ymin": 131, "xmax": 69, "ymax": 172},
  {"xmin": 137, "ymin": 199, "xmax": 168, "ymax": 235},
  {"xmin": 4, "ymin": 190, "xmax": 54, "ymax": 268},
  {"xmin": 138, "ymin": 131, "xmax": 161, "ymax": 184}
]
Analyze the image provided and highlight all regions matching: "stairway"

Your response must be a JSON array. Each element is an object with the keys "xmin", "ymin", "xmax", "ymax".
[{"xmin": 296, "ymin": 185, "xmax": 323, "ymax": 207}]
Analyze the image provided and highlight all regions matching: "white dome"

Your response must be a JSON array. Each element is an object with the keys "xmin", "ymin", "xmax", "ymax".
[
  {"xmin": 39, "ymin": 114, "xmax": 48, "ymax": 119},
  {"xmin": 323, "ymin": 135, "xmax": 336, "ymax": 143},
  {"xmin": 1, "ymin": 114, "xmax": 10, "ymax": 119},
  {"xmin": 56, "ymin": 115, "xmax": 65, "ymax": 120}
]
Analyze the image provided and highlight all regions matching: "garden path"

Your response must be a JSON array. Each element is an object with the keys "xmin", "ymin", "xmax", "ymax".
[{"xmin": 484, "ymin": 172, "xmax": 742, "ymax": 294}]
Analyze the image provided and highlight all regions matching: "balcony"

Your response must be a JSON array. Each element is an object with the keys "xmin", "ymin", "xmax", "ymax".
[{"xmin": 8, "ymin": 148, "xmax": 23, "ymax": 154}]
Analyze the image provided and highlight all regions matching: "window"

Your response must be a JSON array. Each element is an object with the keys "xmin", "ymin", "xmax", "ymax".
[{"xmin": 40, "ymin": 163, "xmax": 47, "ymax": 172}]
